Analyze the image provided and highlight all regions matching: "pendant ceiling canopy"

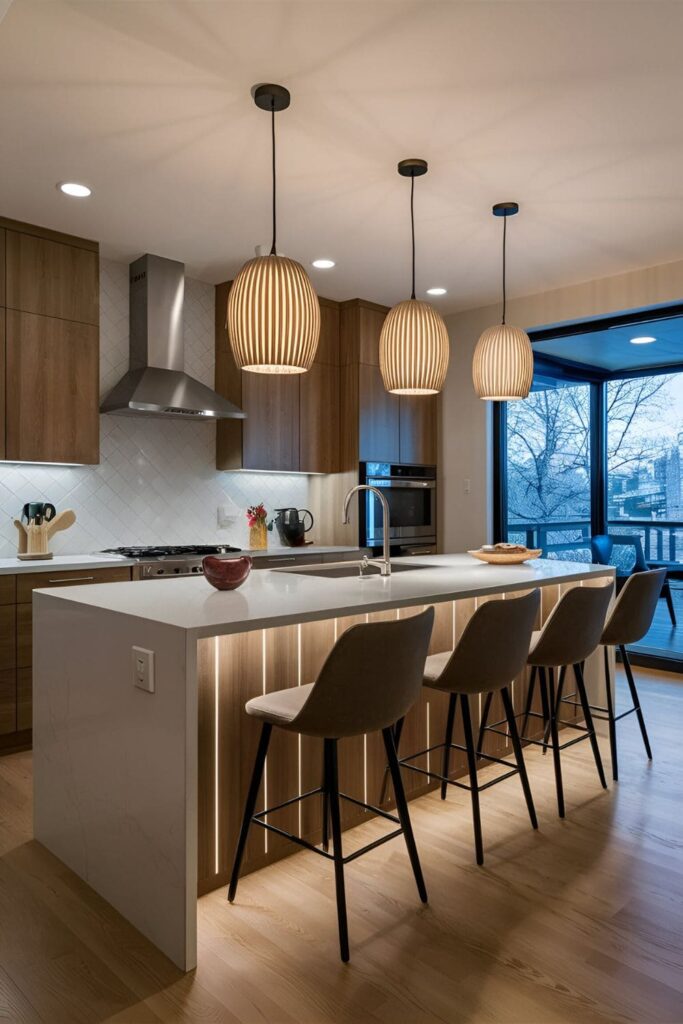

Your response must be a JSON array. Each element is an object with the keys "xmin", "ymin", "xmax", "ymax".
[
  {"xmin": 472, "ymin": 202, "xmax": 533, "ymax": 401},
  {"xmin": 379, "ymin": 159, "xmax": 449, "ymax": 395},
  {"xmin": 227, "ymin": 84, "xmax": 320, "ymax": 374}
]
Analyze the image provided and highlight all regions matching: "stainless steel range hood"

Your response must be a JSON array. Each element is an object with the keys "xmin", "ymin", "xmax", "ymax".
[{"xmin": 100, "ymin": 254, "xmax": 245, "ymax": 420}]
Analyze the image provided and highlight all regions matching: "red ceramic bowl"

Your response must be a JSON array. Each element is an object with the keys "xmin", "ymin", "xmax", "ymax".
[{"xmin": 202, "ymin": 555, "xmax": 253, "ymax": 591}]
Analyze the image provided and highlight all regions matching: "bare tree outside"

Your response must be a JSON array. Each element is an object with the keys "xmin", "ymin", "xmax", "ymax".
[{"xmin": 505, "ymin": 373, "xmax": 683, "ymax": 558}]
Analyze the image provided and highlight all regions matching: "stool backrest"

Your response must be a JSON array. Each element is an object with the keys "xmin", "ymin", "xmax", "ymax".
[
  {"xmin": 294, "ymin": 606, "xmax": 435, "ymax": 738},
  {"xmin": 591, "ymin": 533, "xmax": 648, "ymax": 574},
  {"xmin": 601, "ymin": 567, "xmax": 666, "ymax": 646},
  {"xmin": 438, "ymin": 589, "xmax": 540, "ymax": 694},
  {"xmin": 529, "ymin": 581, "xmax": 614, "ymax": 667}
]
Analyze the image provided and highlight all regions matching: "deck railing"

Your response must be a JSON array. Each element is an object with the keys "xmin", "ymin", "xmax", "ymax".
[{"xmin": 507, "ymin": 518, "xmax": 683, "ymax": 566}]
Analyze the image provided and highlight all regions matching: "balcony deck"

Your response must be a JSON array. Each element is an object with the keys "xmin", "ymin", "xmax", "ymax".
[{"xmin": 628, "ymin": 582, "xmax": 683, "ymax": 662}]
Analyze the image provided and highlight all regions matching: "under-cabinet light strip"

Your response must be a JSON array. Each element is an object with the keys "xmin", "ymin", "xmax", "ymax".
[
  {"xmin": 262, "ymin": 630, "xmax": 268, "ymax": 854},
  {"xmin": 297, "ymin": 624, "xmax": 302, "ymax": 838},
  {"xmin": 214, "ymin": 636, "xmax": 220, "ymax": 874}
]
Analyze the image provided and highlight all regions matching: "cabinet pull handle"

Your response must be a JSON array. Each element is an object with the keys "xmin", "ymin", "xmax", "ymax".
[{"xmin": 46, "ymin": 576, "xmax": 96, "ymax": 584}]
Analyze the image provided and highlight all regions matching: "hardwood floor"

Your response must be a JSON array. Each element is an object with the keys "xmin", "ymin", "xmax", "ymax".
[{"xmin": 1, "ymin": 667, "xmax": 682, "ymax": 1023}]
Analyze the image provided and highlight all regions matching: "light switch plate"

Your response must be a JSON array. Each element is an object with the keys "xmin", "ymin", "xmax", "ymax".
[{"xmin": 132, "ymin": 646, "xmax": 155, "ymax": 693}]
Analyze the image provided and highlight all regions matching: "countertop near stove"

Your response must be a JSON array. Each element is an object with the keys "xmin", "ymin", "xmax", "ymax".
[{"xmin": 0, "ymin": 553, "xmax": 136, "ymax": 575}]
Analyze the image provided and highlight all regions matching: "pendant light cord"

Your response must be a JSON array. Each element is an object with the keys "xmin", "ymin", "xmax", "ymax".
[
  {"xmin": 270, "ymin": 100, "xmax": 277, "ymax": 256},
  {"xmin": 501, "ymin": 213, "xmax": 507, "ymax": 325},
  {"xmin": 410, "ymin": 174, "xmax": 416, "ymax": 300}
]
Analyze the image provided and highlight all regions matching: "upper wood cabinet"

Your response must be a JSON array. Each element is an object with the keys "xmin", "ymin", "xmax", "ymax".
[
  {"xmin": 215, "ymin": 285, "xmax": 339, "ymax": 473},
  {"xmin": 0, "ymin": 217, "xmax": 100, "ymax": 465},
  {"xmin": 5, "ymin": 230, "xmax": 99, "ymax": 326},
  {"xmin": 340, "ymin": 299, "xmax": 437, "ymax": 468},
  {"xmin": 5, "ymin": 310, "xmax": 99, "ymax": 464}
]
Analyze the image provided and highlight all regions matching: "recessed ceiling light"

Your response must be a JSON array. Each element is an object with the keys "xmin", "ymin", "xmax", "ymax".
[
  {"xmin": 426, "ymin": 287, "xmax": 447, "ymax": 296},
  {"xmin": 312, "ymin": 258, "xmax": 335, "ymax": 269},
  {"xmin": 629, "ymin": 335, "xmax": 656, "ymax": 345},
  {"xmin": 58, "ymin": 182, "xmax": 92, "ymax": 198}
]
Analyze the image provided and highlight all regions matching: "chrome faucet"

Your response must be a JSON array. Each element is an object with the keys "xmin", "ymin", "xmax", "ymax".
[{"xmin": 342, "ymin": 485, "xmax": 391, "ymax": 577}]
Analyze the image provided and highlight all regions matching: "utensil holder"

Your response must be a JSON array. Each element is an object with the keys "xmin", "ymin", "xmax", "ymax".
[{"xmin": 249, "ymin": 521, "xmax": 268, "ymax": 551}]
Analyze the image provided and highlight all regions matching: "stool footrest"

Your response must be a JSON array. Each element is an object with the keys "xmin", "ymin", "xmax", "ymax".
[
  {"xmin": 251, "ymin": 789, "xmax": 402, "ymax": 865},
  {"xmin": 398, "ymin": 740, "xmax": 520, "ymax": 793}
]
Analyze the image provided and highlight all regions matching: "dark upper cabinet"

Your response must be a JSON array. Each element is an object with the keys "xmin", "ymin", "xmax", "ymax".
[
  {"xmin": 340, "ymin": 298, "xmax": 437, "ymax": 468},
  {"xmin": 358, "ymin": 364, "xmax": 399, "ymax": 463},
  {"xmin": 215, "ymin": 285, "xmax": 339, "ymax": 473},
  {"xmin": 5, "ymin": 230, "xmax": 99, "ymax": 326},
  {"xmin": 399, "ymin": 394, "xmax": 437, "ymax": 465},
  {"xmin": 242, "ymin": 371, "xmax": 300, "ymax": 472},
  {"xmin": 1, "ymin": 218, "xmax": 100, "ymax": 465},
  {"xmin": 5, "ymin": 310, "xmax": 99, "ymax": 465}
]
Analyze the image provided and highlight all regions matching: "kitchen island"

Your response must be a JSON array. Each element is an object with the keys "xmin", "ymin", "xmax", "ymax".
[{"xmin": 33, "ymin": 554, "xmax": 614, "ymax": 970}]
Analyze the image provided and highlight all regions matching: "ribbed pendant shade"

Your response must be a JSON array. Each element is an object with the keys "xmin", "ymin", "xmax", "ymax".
[
  {"xmin": 379, "ymin": 298, "xmax": 450, "ymax": 395},
  {"xmin": 472, "ymin": 323, "xmax": 533, "ymax": 400},
  {"xmin": 227, "ymin": 254, "xmax": 320, "ymax": 373}
]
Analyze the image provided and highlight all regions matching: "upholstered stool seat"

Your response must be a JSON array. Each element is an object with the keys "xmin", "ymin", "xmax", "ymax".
[{"xmin": 245, "ymin": 683, "xmax": 314, "ymax": 727}]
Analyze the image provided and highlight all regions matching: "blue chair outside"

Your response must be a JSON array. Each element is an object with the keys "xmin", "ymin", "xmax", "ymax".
[{"xmin": 590, "ymin": 534, "xmax": 677, "ymax": 627}]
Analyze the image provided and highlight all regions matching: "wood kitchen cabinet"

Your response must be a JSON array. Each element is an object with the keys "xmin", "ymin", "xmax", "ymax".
[
  {"xmin": 0, "ymin": 565, "xmax": 131, "ymax": 753},
  {"xmin": 215, "ymin": 285, "xmax": 339, "ymax": 473},
  {"xmin": 5, "ymin": 310, "xmax": 99, "ymax": 464},
  {"xmin": 340, "ymin": 298, "xmax": 437, "ymax": 469},
  {"xmin": 0, "ymin": 217, "xmax": 100, "ymax": 465}
]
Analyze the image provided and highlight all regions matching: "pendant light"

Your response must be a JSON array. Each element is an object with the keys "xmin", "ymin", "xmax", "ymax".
[
  {"xmin": 472, "ymin": 202, "xmax": 533, "ymax": 400},
  {"xmin": 227, "ymin": 84, "xmax": 320, "ymax": 374},
  {"xmin": 379, "ymin": 159, "xmax": 449, "ymax": 395}
]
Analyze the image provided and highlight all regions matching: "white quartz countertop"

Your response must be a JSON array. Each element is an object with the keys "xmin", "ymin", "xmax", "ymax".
[
  {"xmin": 0, "ymin": 553, "xmax": 135, "ymax": 575},
  {"xmin": 34, "ymin": 553, "xmax": 615, "ymax": 639}
]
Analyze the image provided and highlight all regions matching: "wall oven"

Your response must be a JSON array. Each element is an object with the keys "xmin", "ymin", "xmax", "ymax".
[{"xmin": 359, "ymin": 462, "xmax": 437, "ymax": 554}]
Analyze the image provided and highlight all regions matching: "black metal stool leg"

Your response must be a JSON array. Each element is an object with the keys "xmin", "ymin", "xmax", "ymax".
[
  {"xmin": 228, "ymin": 722, "xmax": 272, "ymax": 902},
  {"xmin": 664, "ymin": 583, "xmax": 677, "ymax": 627},
  {"xmin": 543, "ymin": 667, "xmax": 565, "ymax": 818},
  {"xmin": 603, "ymin": 646, "xmax": 618, "ymax": 781},
  {"xmin": 538, "ymin": 667, "xmax": 551, "ymax": 755},
  {"xmin": 321, "ymin": 745, "xmax": 330, "ymax": 851},
  {"xmin": 520, "ymin": 666, "xmax": 537, "ymax": 740},
  {"xmin": 382, "ymin": 726, "xmax": 428, "ymax": 903},
  {"xmin": 378, "ymin": 715, "xmax": 405, "ymax": 806},
  {"xmin": 574, "ymin": 662, "xmax": 607, "ymax": 789},
  {"xmin": 620, "ymin": 645, "xmax": 653, "ymax": 761},
  {"xmin": 476, "ymin": 691, "xmax": 492, "ymax": 758},
  {"xmin": 324, "ymin": 738, "xmax": 349, "ymax": 963},
  {"xmin": 460, "ymin": 693, "xmax": 484, "ymax": 865},
  {"xmin": 501, "ymin": 686, "xmax": 538, "ymax": 830},
  {"xmin": 441, "ymin": 693, "xmax": 457, "ymax": 798}
]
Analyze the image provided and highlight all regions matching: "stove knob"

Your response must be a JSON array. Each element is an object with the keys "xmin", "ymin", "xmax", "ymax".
[
  {"xmin": 156, "ymin": 569, "xmax": 163, "ymax": 575},
  {"xmin": 173, "ymin": 567, "xmax": 180, "ymax": 573}
]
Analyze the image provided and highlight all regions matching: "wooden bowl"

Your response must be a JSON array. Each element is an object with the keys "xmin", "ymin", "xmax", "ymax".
[
  {"xmin": 202, "ymin": 555, "xmax": 253, "ymax": 591},
  {"xmin": 468, "ymin": 548, "xmax": 542, "ymax": 565}
]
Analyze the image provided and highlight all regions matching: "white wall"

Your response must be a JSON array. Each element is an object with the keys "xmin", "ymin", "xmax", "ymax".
[
  {"xmin": 440, "ymin": 257, "xmax": 683, "ymax": 553},
  {"xmin": 0, "ymin": 259, "xmax": 313, "ymax": 556}
]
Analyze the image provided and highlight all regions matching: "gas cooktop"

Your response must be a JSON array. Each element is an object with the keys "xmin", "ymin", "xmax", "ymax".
[
  {"xmin": 101, "ymin": 544, "xmax": 243, "ymax": 579},
  {"xmin": 102, "ymin": 545, "xmax": 241, "ymax": 559}
]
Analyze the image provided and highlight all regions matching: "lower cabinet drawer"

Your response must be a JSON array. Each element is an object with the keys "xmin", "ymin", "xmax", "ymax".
[
  {"xmin": 0, "ymin": 670, "xmax": 16, "ymax": 735},
  {"xmin": 16, "ymin": 566, "xmax": 131, "ymax": 603}
]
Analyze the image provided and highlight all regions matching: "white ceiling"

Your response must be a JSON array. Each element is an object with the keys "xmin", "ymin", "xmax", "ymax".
[{"xmin": 3, "ymin": 1, "xmax": 683, "ymax": 312}]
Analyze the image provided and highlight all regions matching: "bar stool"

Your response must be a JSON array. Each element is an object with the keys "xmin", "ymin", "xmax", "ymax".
[
  {"xmin": 557, "ymin": 568, "xmax": 665, "ymax": 780},
  {"xmin": 389, "ymin": 589, "xmax": 540, "ymax": 866},
  {"xmin": 228, "ymin": 606, "xmax": 434, "ymax": 963},
  {"xmin": 479, "ymin": 582, "xmax": 614, "ymax": 818}
]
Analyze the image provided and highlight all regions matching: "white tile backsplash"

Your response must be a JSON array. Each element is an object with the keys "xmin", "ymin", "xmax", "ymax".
[{"xmin": 0, "ymin": 259, "xmax": 312, "ymax": 556}]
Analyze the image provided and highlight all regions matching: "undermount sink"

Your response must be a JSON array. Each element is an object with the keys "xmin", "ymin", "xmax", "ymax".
[{"xmin": 274, "ymin": 561, "xmax": 432, "ymax": 579}]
